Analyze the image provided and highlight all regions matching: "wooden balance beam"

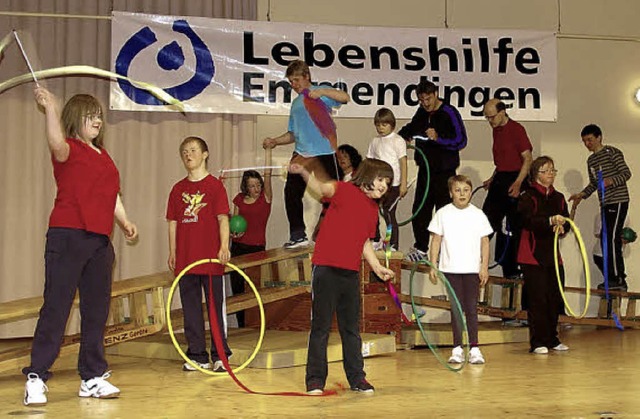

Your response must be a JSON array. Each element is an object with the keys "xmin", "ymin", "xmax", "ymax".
[
  {"xmin": 0, "ymin": 246, "xmax": 312, "ymax": 373},
  {"xmin": 400, "ymin": 260, "xmax": 640, "ymax": 329}
]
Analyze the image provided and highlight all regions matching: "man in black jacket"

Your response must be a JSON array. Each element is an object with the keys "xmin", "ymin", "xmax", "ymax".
[{"xmin": 399, "ymin": 80, "xmax": 467, "ymax": 261}]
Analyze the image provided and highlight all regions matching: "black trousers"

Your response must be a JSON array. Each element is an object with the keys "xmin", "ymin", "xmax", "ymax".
[
  {"xmin": 23, "ymin": 228, "xmax": 114, "ymax": 382},
  {"xmin": 179, "ymin": 274, "xmax": 232, "ymax": 363},
  {"xmin": 284, "ymin": 153, "xmax": 339, "ymax": 241},
  {"xmin": 522, "ymin": 264, "xmax": 563, "ymax": 351},
  {"xmin": 447, "ymin": 273, "xmax": 480, "ymax": 346},
  {"xmin": 412, "ymin": 167, "xmax": 455, "ymax": 252},
  {"xmin": 601, "ymin": 202, "xmax": 629, "ymax": 283},
  {"xmin": 482, "ymin": 171, "xmax": 522, "ymax": 278},
  {"xmin": 305, "ymin": 265, "xmax": 364, "ymax": 388},
  {"xmin": 230, "ymin": 242, "xmax": 265, "ymax": 327}
]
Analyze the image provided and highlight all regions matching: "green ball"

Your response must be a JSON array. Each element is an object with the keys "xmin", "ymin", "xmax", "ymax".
[
  {"xmin": 229, "ymin": 215, "xmax": 248, "ymax": 234},
  {"xmin": 621, "ymin": 227, "xmax": 637, "ymax": 243}
]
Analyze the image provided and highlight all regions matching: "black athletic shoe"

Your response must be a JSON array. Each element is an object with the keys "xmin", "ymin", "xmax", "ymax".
[
  {"xmin": 350, "ymin": 379, "xmax": 375, "ymax": 393},
  {"xmin": 306, "ymin": 380, "xmax": 324, "ymax": 395}
]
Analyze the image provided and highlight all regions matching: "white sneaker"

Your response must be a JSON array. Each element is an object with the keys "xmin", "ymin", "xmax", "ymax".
[
  {"xmin": 469, "ymin": 347, "xmax": 485, "ymax": 364},
  {"xmin": 182, "ymin": 360, "xmax": 211, "ymax": 371},
  {"xmin": 24, "ymin": 373, "xmax": 48, "ymax": 406},
  {"xmin": 212, "ymin": 360, "xmax": 227, "ymax": 373},
  {"xmin": 552, "ymin": 343, "xmax": 569, "ymax": 351},
  {"xmin": 283, "ymin": 237, "xmax": 310, "ymax": 249},
  {"xmin": 405, "ymin": 247, "xmax": 427, "ymax": 262},
  {"xmin": 78, "ymin": 371, "xmax": 120, "ymax": 399},
  {"xmin": 448, "ymin": 346, "xmax": 465, "ymax": 364},
  {"xmin": 533, "ymin": 346, "xmax": 549, "ymax": 354}
]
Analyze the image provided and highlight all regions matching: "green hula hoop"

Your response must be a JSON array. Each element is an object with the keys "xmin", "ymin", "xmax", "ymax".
[
  {"xmin": 166, "ymin": 258, "xmax": 266, "ymax": 376},
  {"xmin": 396, "ymin": 144, "xmax": 430, "ymax": 227},
  {"xmin": 409, "ymin": 259, "xmax": 469, "ymax": 372}
]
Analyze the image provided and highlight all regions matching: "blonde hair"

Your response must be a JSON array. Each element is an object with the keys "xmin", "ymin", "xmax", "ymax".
[{"xmin": 447, "ymin": 174, "xmax": 472, "ymax": 191}]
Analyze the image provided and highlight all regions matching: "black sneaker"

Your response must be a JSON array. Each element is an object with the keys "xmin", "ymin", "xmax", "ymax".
[
  {"xmin": 284, "ymin": 237, "xmax": 310, "ymax": 249},
  {"xmin": 598, "ymin": 281, "xmax": 628, "ymax": 291},
  {"xmin": 350, "ymin": 379, "xmax": 375, "ymax": 393},
  {"xmin": 611, "ymin": 281, "xmax": 628, "ymax": 291},
  {"xmin": 306, "ymin": 381, "xmax": 324, "ymax": 395}
]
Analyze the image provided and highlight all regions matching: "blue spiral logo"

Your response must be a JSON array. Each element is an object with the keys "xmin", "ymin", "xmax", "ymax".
[{"xmin": 115, "ymin": 19, "xmax": 215, "ymax": 105}]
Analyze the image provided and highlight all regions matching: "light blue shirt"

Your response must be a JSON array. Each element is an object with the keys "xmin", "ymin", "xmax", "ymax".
[{"xmin": 288, "ymin": 86, "xmax": 341, "ymax": 157}]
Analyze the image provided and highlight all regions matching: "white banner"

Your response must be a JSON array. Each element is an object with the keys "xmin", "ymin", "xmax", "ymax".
[{"xmin": 110, "ymin": 11, "xmax": 557, "ymax": 121}]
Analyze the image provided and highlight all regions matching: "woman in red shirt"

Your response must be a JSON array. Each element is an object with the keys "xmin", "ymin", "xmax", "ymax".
[{"xmin": 23, "ymin": 87, "xmax": 138, "ymax": 406}]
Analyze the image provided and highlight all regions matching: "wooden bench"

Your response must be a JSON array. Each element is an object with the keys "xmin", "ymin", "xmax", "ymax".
[
  {"xmin": 0, "ymin": 246, "xmax": 312, "ymax": 373},
  {"xmin": 400, "ymin": 260, "xmax": 640, "ymax": 329}
]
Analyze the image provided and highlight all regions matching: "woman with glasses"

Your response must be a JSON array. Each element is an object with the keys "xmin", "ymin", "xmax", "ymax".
[
  {"xmin": 23, "ymin": 87, "xmax": 138, "ymax": 405},
  {"xmin": 517, "ymin": 156, "xmax": 570, "ymax": 355}
]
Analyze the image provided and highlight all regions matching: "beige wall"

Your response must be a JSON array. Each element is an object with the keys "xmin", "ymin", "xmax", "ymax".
[{"xmin": 255, "ymin": 0, "xmax": 640, "ymax": 299}]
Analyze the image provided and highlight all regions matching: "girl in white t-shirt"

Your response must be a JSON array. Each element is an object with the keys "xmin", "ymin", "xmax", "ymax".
[{"xmin": 428, "ymin": 175, "xmax": 493, "ymax": 364}]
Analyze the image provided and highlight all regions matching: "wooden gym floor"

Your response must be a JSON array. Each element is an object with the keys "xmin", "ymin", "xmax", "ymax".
[{"xmin": 1, "ymin": 325, "xmax": 639, "ymax": 418}]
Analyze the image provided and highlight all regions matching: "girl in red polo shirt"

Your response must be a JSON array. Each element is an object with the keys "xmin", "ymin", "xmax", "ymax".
[
  {"xmin": 230, "ymin": 164, "xmax": 272, "ymax": 327},
  {"xmin": 23, "ymin": 87, "xmax": 138, "ymax": 406},
  {"xmin": 289, "ymin": 158, "xmax": 395, "ymax": 396},
  {"xmin": 167, "ymin": 136, "xmax": 231, "ymax": 372}
]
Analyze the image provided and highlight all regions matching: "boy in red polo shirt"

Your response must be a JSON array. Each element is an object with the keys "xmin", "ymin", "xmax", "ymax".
[{"xmin": 289, "ymin": 158, "xmax": 395, "ymax": 395}]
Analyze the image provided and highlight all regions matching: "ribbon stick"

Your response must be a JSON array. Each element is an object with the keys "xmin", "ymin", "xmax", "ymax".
[
  {"xmin": 381, "ymin": 224, "xmax": 418, "ymax": 325},
  {"xmin": 412, "ymin": 135, "xmax": 432, "ymax": 141},
  {"xmin": 12, "ymin": 30, "xmax": 39, "ymax": 86},
  {"xmin": 302, "ymin": 89, "xmax": 337, "ymax": 150},
  {"xmin": 387, "ymin": 282, "xmax": 413, "ymax": 326},
  {"xmin": 598, "ymin": 169, "xmax": 624, "ymax": 330},
  {"xmin": 220, "ymin": 165, "xmax": 284, "ymax": 174},
  {"xmin": 0, "ymin": 31, "xmax": 14, "ymax": 58},
  {"xmin": 0, "ymin": 65, "xmax": 184, "ymax": 111},
  {"xmin": 388, "ymin": 177, "xmax": 417, "ymax": 212}
]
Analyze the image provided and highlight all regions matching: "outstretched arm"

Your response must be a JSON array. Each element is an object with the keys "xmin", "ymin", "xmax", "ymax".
[
  {"xmin": 263, "ymin": 131, "xmax": 295, "ymax": 150},
  {"xmin": 264, "ymin": 148, "xmax": 273, "ymax": 203},
  {"xmin": 307, "ymin": 87, "xmax": 350, "ymax": 104},
  {"xmin": 34, "ymin": 86, "xmax": 69, "ymax": 162},
  {"xmin": 288, "ymin": 163, "xmax": 336, "ymax": 199}
]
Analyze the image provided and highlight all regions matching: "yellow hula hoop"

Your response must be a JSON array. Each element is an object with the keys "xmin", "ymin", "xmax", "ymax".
[
  {"xmin": 553, "ymin": 218, "xmax": 591, "ymax": 318},
  {"xmin": 165, "ymin": 258, "xmax": 265, "ymax": 376}
]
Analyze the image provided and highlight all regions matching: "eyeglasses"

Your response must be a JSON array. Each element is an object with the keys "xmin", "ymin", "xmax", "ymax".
[
  {"xmin": 85, "ymin": 113, "xmax": 103, "ymax": 121},
  {"xmin": 538, "ymin": 169, "xmax": 558, "ymax": 174},
  {"xmin": 484, "ymin": 114, "xmax": 499, "ymax": 120}
]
